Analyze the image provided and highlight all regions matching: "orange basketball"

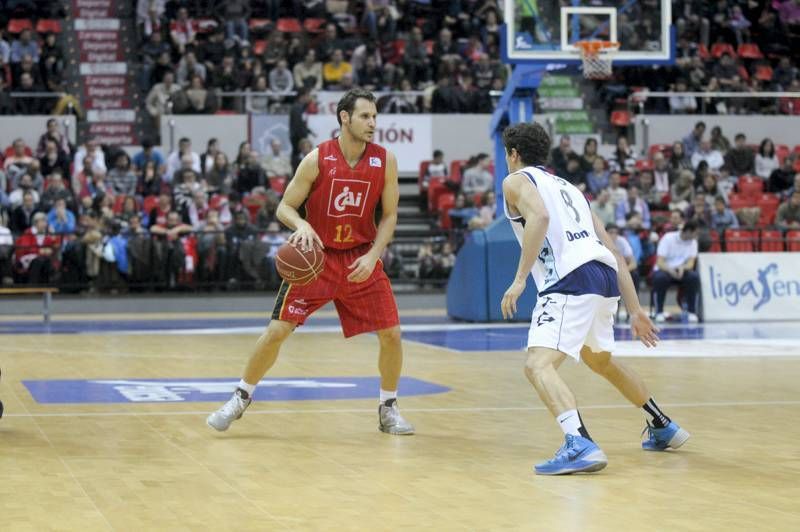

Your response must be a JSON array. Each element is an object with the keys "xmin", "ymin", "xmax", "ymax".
[{"xmin": 275, "ymin": 241, "xmax": 325, "ymax": 285}]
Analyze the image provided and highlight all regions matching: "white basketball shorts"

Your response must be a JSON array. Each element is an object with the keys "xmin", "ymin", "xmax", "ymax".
[{"xmin": 528, "ymin": 292, "xmax": 620, "ymax": 361}]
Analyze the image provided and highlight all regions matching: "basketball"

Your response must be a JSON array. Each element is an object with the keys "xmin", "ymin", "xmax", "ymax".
[{"xmin": 275, "ymin": 241, "xmax": 325, "ymax": 285}]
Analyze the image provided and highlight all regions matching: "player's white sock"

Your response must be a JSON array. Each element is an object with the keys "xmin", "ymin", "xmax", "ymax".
[
  {"xmin": 238, "ymin": 379, "xmax": 256, "ymax": 398},
  {"xmin": 379, "ymin": 389, "xmax": 397, "ymax": 405},
  {"xmin": 556, "ymin": 409, "xmax": 593, "ymax": 440}
]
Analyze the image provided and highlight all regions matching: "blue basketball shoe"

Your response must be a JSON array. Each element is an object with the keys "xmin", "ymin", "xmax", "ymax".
[
  {"xmin": 534, "ymin": 434, "xmax": 608, "ymax": 475},
  {"xmin": 642, "ymin": 421, "xmax": 690, "ymax": 451}
]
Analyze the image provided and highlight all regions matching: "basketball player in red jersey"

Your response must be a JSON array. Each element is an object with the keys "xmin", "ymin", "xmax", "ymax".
[{"xmin": 207, "ymin": 89, "xmax": 414, "ymax": 435}]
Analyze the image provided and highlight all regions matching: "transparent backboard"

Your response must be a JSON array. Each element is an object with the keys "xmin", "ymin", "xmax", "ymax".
[{"xmin": 503, "ymin": 0, "xmax": 673, "ymax": 65}]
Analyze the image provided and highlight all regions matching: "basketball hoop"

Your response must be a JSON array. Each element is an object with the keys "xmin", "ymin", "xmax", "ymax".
[{"xmin": 575, "ymin": 41, "xmax": 620, "ymax": 80}]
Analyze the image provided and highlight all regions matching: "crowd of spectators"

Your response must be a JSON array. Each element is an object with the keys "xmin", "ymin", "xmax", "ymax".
[
  {"xmin": 138, "ymin": 0, "xmax": 509, "ymax": 129},
  {"xmin": 0, "ymin": 118, "xmax": 305, "ymax": 290},
  {"xmin": 610, "ymin": 0, "xmax": 800, "ymax": 115}
]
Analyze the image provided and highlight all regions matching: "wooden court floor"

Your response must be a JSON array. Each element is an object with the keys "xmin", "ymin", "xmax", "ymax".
[{"xmin": 1, "ymin": 331, "xmax": 799, "ymax": 531}]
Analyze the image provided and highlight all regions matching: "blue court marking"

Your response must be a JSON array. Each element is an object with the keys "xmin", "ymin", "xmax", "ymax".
[
  {"xmin": 0, "ymin": 314, "xmax": 454, "ymax": 335},
  {"xmin": 403, "ymin": 323, "xmax": 800, "ymax": 352},
  {"xmin": 22, "ymin": 376, "xmax": 450, "ymax": 404}
]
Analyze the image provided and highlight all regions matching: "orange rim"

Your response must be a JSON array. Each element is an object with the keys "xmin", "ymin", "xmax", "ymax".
[{"xmin": 575, "ymin": 40, "xmax": 620, "ymax": 57}]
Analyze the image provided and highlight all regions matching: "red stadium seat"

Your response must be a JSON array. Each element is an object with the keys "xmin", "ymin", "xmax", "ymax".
[
  {"xmin": 112, "ymin": 195, "xmax": 128, "ymax": 214},
  {"xmin": 276, "ymin": 18, "xmax": 302, "ymax": 33},
  {"xmin": 36, "ymin": 19, "xmax": 61, "ymax": 34},
  {"xmin": 418, "ymin": 160, "xmax": 431, "ymax": 191},
  {"xmin": 776, "ymin": 145, "xmax": 790, "ymax": 165},
  {"xmin": 760, "ymin": 230, "xmax": 784, "ymax": 252},
  {"xmin": 725, "ymin": 229, "xmax": 757, "ymax": 252},
  {"xmin": 737, "ymin": 175, "xmax": 764, "ymax": 199},
  {"xmin": 303, "ymin": 18, "xmax": 326, "ymax": 33},
  {"xmin": 737, "ymin": 65, "xmax": 750, "ymax": 81},
  {"xmin": 787, "ymin": 230, "xmax": 800, "ymax": 251},
  {"xmin": 449, "ymin": 160, "xmax": 469, "ymax": 184},
  {"xmin": 737, "ymin": 43, "xmax": 763, "ymax": 59},
  {"xmin": 610, "ymin": 110, "xmax": 631, "ymax": 127},
  {"xmin": 4, "ymin": 144, "xmax": 33, "ymax": 158},
  {"xmin": 270, "ymin": 177, "xmax": 288, "ymax": 196},
  {"xmin": 208, "ymin": 194, "xmax": 228, "ymax": 210},
  {"xmin": 427, "ymin": 177, "xmax": 447, "ymax": 213},
  {"xmin": 647, "ymin": 143, "xmax": 672, "ymax": 159},
  {"xmin": 194, "ymin": 18, "xmax": 219, "ymax": 33},
  {"xmin": 143, "ymin": 195, "xmax": 159, "ymax": 214},
  {"xmin": 728, "ymin": 193, "xmax": 751, "ymax": 212},
  {"xmin": 755, "ymin": 65, "xmax": 773, "ymax": 81},
  {"xmin": 757, "ymin": 193, "xmax": 780, "ymax": 226},
  {"xmin": 635, "ymin": 159, "xmax": 654, "ymax": 171},
  {"xmin": 697, "ymin": 44, "xmax": 711, "ymax": 60},
  {"xmin": 253, "ymin": 39, "xmax": 267, "ymax": 55},
  {"xmin": 437, "ymin": 193, "xmax": 456, "ymax": 230},
  {"xmin": 7, "ymin": 19, "xmax": 33, "ymax": 34},
  {"xmin": 709, "ymin": 230, "xmax": 722, "ymax": 252},
  {"xmin": 711, "ymin": 42, "xmax": 736, "ymax": 58},
  {"xmin": 248, "ymin": 18, "xmax": 272, "ymax": 32}
]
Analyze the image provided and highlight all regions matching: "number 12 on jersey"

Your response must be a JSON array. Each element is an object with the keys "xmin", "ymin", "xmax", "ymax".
[{"xmin": 334, "ymin": 224, "xmax": 354, "ymax": 243}]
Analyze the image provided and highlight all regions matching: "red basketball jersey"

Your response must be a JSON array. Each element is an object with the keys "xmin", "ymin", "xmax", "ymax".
[{"xmin": 306, "ymin": 138, "xmax": 386, "ymax": 250}]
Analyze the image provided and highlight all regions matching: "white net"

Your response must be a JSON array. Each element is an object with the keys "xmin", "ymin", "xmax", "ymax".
[{"xmin": 577, "ymin": 42, "xmax": 619, "ymax": 80}]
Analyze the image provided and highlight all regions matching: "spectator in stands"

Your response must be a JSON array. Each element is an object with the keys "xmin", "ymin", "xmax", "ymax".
[
  {"xmin": 682, "ymin": 121, "xmax": 705, "ymax": 157},
  {"xmin": 133, "ymin": 138, "xmax": 166, "ymax": 177},
  {"xmin": 182, "ymin": 74, "xmax": 217, "ymax": 114},
  {"xmin": 165, "ymin": 137, "xmax": 201, "ymax": 183},
  {"xmin": 755, "ymin": 138, "xmax": 780, "ymax": 180},
  {"xmin": 357, "ymin": 55, "xmax": 383, "ymax": 91},
  {"xmin": 10, "ymin": 29, "xmax": 39, "ymax": 64},
  {"xmin": 146, "ymin": 71, "xmax": 181, "ymax": 126},
  {"xmin": 431, "ymin": 75, "xmax": 459, "ymax": 113},
  {"xmin": 448, "ymin": 193, "xmax": 479, "ymax": 230},
  {"xmin": 215, "ymin": 0, "xmax": 250, "ymax": 45},
  {"xmin": 40, "ymin": 172, "xmax": 75, "ymax": 213},
  {"xmin": 224, "ymin": 209, "xmax": 258, "ymax": 282},
  {"xmin": 293, "ymin": 49, "xmax": 323, "ymax": 91},
  {"xmin": 14, "ymin": 212, "xmax": 57, "ymax": 284},
  {"xmin": 39, "ymin": 138, "xmax": 70, "ymax": 180},
  {"xmin": 9, "ymin": 189, "xmax": 38, "ymax": 233},
  {"xmin": 173, "ymin": 168, "xmax": 203, "ymax": 211},
  {"xmin": 261, "ymin": 139, "xmax": 292, "ymax": 181},
  {"xmin": 561, "ymin": 155, "xmax": 587, "ymax": 190},
  {"xmin": 0, "ymin": 216, "xmax": 11, "ymax": 284},
  {"xmin": 616, "ymin": 185, "xmax": 651, "ymax": 229},
  {"xmin": 236, "ymin": 150, "xmax": 267, "ymax": 194},
  {"xmin": 776, "ymin": 190, "xmax": 800, "ymax": 232},
  {"xmin": 149, "ymin": 192, "xmax": 173, "ymax": 227},
  {"xmin": 151, "ymin": 210, "xmax": 193, "ymax": 288},
  {"xmin": 668, "ymin": 79, "xmax": 697, "ymax": 113},
  {"xmin": 322, "ymin": 49, "xmax": 353, "ymax": 89},
  {"xmin": 269, "ymin": 59, "xmax": 295, "ymax": 97},
  {"xmin": 186, "ymin": 189, "xmax": 209, "ymax": 229},
  {"xmin": 724, "ymin": 133, "xmax": 754, "ymax": 177},
  {"xmin": 36, "ymin": 118, "xmax": 70, "ymax": 157},
  {"xmin": 176, "ymin": 51, "xmax": 207, "ymax": 88},
  {"xmin": 292, "ymin": 138, "xmax": 314, "ymax": 172},
  {"xmin": 786, "ymin": 174, "xmax": 800, "ymax": 199},
  {"xmin": 606, "ymin": 171, "xmax": 628, "ymax": 208},
  {"xmin": 199, "ymin": 138, "xmax": 219, "ymax": 177},
  {"xmin": 0, "ymin": 77, "xmax": 15, "ymax": 115},
  {"xmin": 468, "ymin": 190, "xmax": 496, "ymax": 230},
  {"xmin": 73, "ymin": 138, "xmax": 107, "ymax": 177},
  {"xmin": 580, "ymin": 138, "xmax": 600, "ymax": 174},
  {"xmin": 5, "ymin": 138, "xmax": 35, "ymax": 186},
  {"xmin": 691, "ymin": 139, "xmax": 724, "ymax": 171},
  {"xmin": 768, "ymin": 155, "xmax": 797, "ymax": 193},
  {"xmin": 651, "ymin": 151, "xmax": 671, "ymax": 194},
  {"xmin": 47, "ymin": 197, "xmax": 75, "ymax": 235},
  {"xmin": 9, "ymin": 172, "xmax": 39, "ymax": 208},
  {"xmin": 108, "ymin": 153, "xmax": 137, "ymax": 197},
  {"xmin": 710, "ymin": 195, "xmax": 739, "ymax": 233},
  {"xmin": 40, "ymin": 32, "xmax": 63, "ymax": 92},
  {"xmin": 205, "ymin": 152, "xmax": 233, "ymax": 194},
  {"xmin": 652, "ymin": 221, "xmax": 700, "ymax": 323},
  {"xmin": 289, "ymin": 88, "xmax": 313, "ymax": 156},
  {"xmin": 667, "ymin": 141, "xmax": 691, "ymax": 175},
  {"xmin": 698, "ymin": 171, "xmax": 728, "ymax": 205},
  {"xmin": 246, "ymin": 75, "xmax": 270, "ymax": 113},
  {"xmin": 685, "ymin": 191, "xmax": 712, "ymax": 230},
  {"xmin": 606, "ymin": 223, "xmax": 639, "ymax": 291},
  {"xmin": 169, "ymin": 7, "xmax": 196, "ymax": 56},
  {"xmin": 709, "ymin": 126, "xmax": 731, "ymax": 154},
  {"xmin": 608, "ymin": 136, "xmax": 636, "ymax": 174},
  {"xmin": 196, "ymin": 207, "xmax": 227, "ymax": 282},
  {"xmin": 461, "ymin": 154, "xmax": 493, "ymax": 195},
  {"xmin": 137, "ymin": 160, "xmax": 161, "ymax": 198},
  {"xmin": 670, "ymin": 169, "xmax": 695, "ymax": 212},
  {"xmin": 14, "ymin": 72, "xmax": 47, "ymax": 114},
  {"xmin": 589, "ymin": 189, "xmax": 615, "ymax": 227},
  {"xmin": 403, "ymin": 27, "xmax": 431, "ymax": 87},
  {"xmin": 117, "ymin": 196, "xmax": 142, "ymax": 227},
  {"xmin": 549, "ymin": 135, "xmax": 574, "ymax": 177},
  {"xmin": 638, "ymin": 170, "xmax": 667, "ymax": 209},
  {"xmin": 585, "ymin": 157, "xmax": 609, "ymax": 196}
]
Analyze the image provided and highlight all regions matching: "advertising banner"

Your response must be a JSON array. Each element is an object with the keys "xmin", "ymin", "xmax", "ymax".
[{"xmin": 698, "ymin": 252, "xmax": 800, "ymax": 321}]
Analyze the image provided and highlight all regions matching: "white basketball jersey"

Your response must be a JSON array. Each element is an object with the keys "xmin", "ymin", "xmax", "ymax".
[{"xmin": 503, "ymin": 166, "xmax": 617, "ymax": 292}]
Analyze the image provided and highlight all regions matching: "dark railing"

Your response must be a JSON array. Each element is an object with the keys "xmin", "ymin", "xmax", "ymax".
[{"xmin": 1, "ymin": 230, "xmax": 450, "ymax": 294}]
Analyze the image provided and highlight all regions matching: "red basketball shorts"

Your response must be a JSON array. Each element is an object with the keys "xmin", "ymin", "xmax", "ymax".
[{"xmin": 271, "ymin": 244, "xmax": 400, "ymax": 337}]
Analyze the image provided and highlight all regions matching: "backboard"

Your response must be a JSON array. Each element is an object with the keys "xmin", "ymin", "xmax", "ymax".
[{"xmin": 503, "ymin": 0, "xmax": 673, "ymax": 65}]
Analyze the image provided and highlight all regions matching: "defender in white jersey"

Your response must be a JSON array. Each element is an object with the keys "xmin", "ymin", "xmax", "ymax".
[{"xmin": 500, "ymin": 123, "xmax": 689, "ymax": 475}]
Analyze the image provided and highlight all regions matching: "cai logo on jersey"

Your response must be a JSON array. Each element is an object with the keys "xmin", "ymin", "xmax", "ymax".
[{"xmin": 327, "ymin": 178, "xmax": 371, "ymax": 218}]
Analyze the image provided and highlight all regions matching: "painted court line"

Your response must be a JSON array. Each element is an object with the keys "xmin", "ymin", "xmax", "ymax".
[{"xmin": 4, "ymin": 399, "xmax": 799, "ymax": 418}]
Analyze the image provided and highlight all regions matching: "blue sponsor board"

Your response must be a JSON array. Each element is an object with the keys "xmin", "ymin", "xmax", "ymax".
[{"xmin": 22, "ymin": 376, "xmax": 450, "ymax": 404}]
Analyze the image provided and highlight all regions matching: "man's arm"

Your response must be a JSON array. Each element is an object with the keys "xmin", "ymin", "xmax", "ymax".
[
  {"xmin": 500, "ymin": 173, "xmax": 549, "ymax": 319},
  {"xmin": 276, "ymin": 148, "xmax": 322, "ymax": 250},
  {"xmin": 347, "ymin": 150, "xmax": 399, "ymax": 283},
  {"xmin": 592, "ymin": 212, "xmax": 659, "ymax": 347}
]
